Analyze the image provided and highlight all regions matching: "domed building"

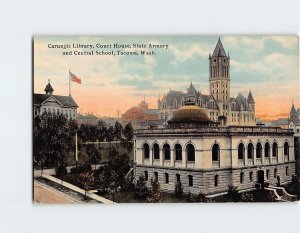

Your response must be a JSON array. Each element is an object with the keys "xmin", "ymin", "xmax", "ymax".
[{"xmin": 134, "ymin": 97, "xmax": 296, "ymax": 196}]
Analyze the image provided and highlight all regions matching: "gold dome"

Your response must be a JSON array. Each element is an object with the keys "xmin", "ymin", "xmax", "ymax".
[{"xmin": 169, "ymin": 105, "xmax": 210, "ymax": 123}]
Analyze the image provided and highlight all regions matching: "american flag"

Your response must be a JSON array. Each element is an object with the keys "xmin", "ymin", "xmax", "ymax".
[{"xmin": 70, "ymin": 71, "xmax": 81, "ymax": 84}]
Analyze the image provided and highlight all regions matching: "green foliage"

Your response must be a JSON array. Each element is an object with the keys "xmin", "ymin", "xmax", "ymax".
[
  {"xmin": 94, "ymin": 148, "xmax": 132, "ymax": 202},
  {"xmin": 148, "ymin": 179, "xmax": 163, "ymax": 203},
  {"xmin": 134, "ymin": 175, "xmax": 149, "ymax": 198},
  {"xmin": 121, "ymin": 123, "xmax": 134, "ymax": 152},
  {"xmin": 33, "ymin": 113, "xmax": 77, "ymax": 169},
  {"xmin": 79, "ymin": 169, "xmax": 94, "ymax": 199},
  {"xmin": 227, "ymin": 185, "xmax": 240, "ymax": 202}
]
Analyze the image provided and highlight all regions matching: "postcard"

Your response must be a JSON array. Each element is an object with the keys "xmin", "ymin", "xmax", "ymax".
[{"xmin": 33, "ymin": 35, "xmax": 300, "ymax": 203}]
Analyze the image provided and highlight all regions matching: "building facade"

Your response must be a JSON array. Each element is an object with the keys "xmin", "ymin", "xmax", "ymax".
[
  {"xmin": 134, "ymin": 99, "xmax": 295, "ymax": 195},
  {"xmin": 158, "ymin": 38, "xmax": 255, "ymax": 127},
  {"xmin": 34, "ymin": 80, "xmax": 78, "ymax": 120}
]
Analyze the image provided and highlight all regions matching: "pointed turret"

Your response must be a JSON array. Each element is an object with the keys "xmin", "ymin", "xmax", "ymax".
[
  {"xmin": 247, "ymin": 90, "xmax": 255, "ymax": 103},
  {"xmin": 186, "ymin": 82, "xmax": 198, "ymax": 97},
  {"xmin": 212, "ymin": 38, "xmax": 227, "ymax": 57},
  {"xmin": 44, "ymin": 79, "xmax": 54, "ymax": 95},
  {"xmin": 290, "ymin": 103, "xmax": 297, "ymax": 116}
]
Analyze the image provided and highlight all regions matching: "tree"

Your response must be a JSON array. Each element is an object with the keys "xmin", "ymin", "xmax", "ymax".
[
  {"xmin": 33, "ymin": 112, "xmax": 77, "ymax": 169},
  {"xmin": 105, "ymin": 125, "xmax": 115, "ymax": 149},
  {"xmin": 94, "ymin": 149, "xmax": 132, "ymax": 202},
  {"xmin": 86, "ymin": 144, "xmax": 101, "ymax": 169},
  {"xmin": 114, "ymin": 121, "xmax": 123, "ymax": 148},
  {"xmin": 121, "ymin": 123, "xmax": 134, "ymax": 152},
  {"xmin": 79, "ymin": 169, "xmax": 94, "ymax": 199},
  {"xmin": 227, "ymin": 185, "xmax": 240, "ymax": 202},
  {"xmin": 148, "ymin": 178, "xmax": 163, "ymax": 203},
  {"xmin": 134, "ymin": 175, "xmax": 149, "ymax": 198}
]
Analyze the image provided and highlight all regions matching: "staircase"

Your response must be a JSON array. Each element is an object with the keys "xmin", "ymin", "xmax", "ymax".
[{"xmin": 266, "ymin": 186, "xmax": 297, "ymax": 202}]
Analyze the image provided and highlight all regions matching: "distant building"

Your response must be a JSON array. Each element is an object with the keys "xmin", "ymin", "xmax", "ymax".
[
  {"xmin": 34, "ymin": 80, "xmax": 78, "ymax": 120},
  {"xmin": 158, "ymin": 38, "xmax": 255, "ymax": 127},
  {"xmin": 77, "ymin": 113, "xmax": 99, "ymax": 125},
  {"xmin": 272, "ymin": 104, "xmax": 300, "ymax": 136},
  {"xmin": 122, "ymin": 100, "xmax": 160, "ymax": 129}
]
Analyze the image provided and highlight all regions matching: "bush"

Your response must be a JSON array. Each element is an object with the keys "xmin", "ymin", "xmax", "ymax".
[
  {"xmin": 134, "ymin": 175, "xmax": 149, "ymax": 198},
  {"xmin": 227, "ymin": 185, "xmax": 240, "ymax": 202},
  {"xmin": 70, "ymin": 164, "xmax": 92, "ymax": 174}
]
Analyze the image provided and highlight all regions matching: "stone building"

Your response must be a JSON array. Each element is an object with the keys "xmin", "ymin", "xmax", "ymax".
[
  {"xmin": 33, "ymin": 80, "xmax": 78, "ymax": 120},
  {"xmin": 158, "ymin": 38, "xmax": 255, "ymax": 127},
  {"xmin": 134, "ymin": 97, "xmax": 295, "ymax": 195}
]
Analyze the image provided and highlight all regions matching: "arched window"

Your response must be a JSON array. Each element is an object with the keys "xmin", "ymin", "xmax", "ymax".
[
  {"xmin": 284, "ymin": 142, "xmax": 289, "ymax": 156},
  {"xmin": 212, "ymin": 144, "xmax": 220, "ymax": 162},
  {"xmin": 214, "ymin": 175, "xmax": 219, "ymax": 187},
  {"xmin": 163, "ymin": 144, "xmax": 170, "ymax": 160},
  {"xmin": 186, "ymin": 144, "xmax": 195, "ymax": 162},
  {"xmin": 188, "ymin": 175, "xmax": 193, "ymax": 187},
  {"xmin": 286, "ymin": 167, "xmax": 289, "ymax": 176},
  {"xmin": 238, "ymin": 143, "xmax": 245, "ymax": 160},
  {"xmin": 143, "ymin": 143, "xmax": 150, "ymax": 159},
  {"xmin": 272, "ymin": 142, "xmax": 278, "ymax": 157},
  {"xmin": 153, "ymin": 143, "xmax": 160, "ymax": 160},
  {"xmin": 264, "ymin": 142, "xmax": 270, "ymax": 158},
  {"xmin": 175, "ymin": 144, "xmax": 182, "ymax": 161},
  {"xmin": 247, "ymin": 143, "xmax": 254, "ymax": 159},
  {"xmin": 256, "ymin": 142, "xmax": 262, "ymax": 159}
]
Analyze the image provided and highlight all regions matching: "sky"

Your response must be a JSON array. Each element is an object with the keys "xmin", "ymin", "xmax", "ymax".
[{"xmin": 34, "ymin": 35, "xmax": 299, "ymax": 120}]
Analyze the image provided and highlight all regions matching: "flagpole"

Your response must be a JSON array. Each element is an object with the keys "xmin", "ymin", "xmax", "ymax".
[
  {"xmin": 75, "ymin": 132, "xmax": 78, "ymax": 168},
  {"xmin": 69, "ymin": 69, "xmax": 71, "ymax": 96}
]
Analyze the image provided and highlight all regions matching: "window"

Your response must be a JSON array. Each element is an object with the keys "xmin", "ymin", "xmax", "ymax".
[
  {"xmin": 214, "ymin": 175, "xmax": 219, "ymax": 187},
  {"xmin": 143, "ymin": 143, "xmax": 150, "ymax": 159},
  {"xmin": 247, "ymin": 143, "xmax": 254, "ymax": 159},
  {"xmin": 264, "ymin": 142, "xmax": 270, "ymax": 158},
  {"xmin": 249, "ymin": 171, "xmax": 253, "ymax": 182},
  {"xmin": 57, "ymin": 109, "xmax": 59, "ymax": 115},
  {"xmin": 238, "ymin": 143, "xmax": 245, "ymax": 160},
  {"xmin": 186, "ymin": 144, "xmax": 195, "ymax": 162},
  {"xmin": 256, "ymin": 143, "xmax": 262, "ymax": 158},
  {"xmin": 175, "ymin": 144, "xmax": 182, "ymax": 160},
  {"xmin": 165, "ymin": 173, "xmax": 169, "ymax": 184},
  {"xmin": 153, "ymin": 143, "xmax": 160, "ymax": 160},
  {"xmin": 188, "ymin": 175, "xmax": 193, "ymax": 187},
  {"xmin": 272, "ymin": 142, "xmax": 278, "ymax": 157},
  {"xmin": 163, "ymin": 144, "xmax": 170, "ymax": 160},
  {"xmin": 274, "ymin": 168, "xmax": 277, "ymax": 179},
  {"xmin": 176, "ymin": 174, "xmax": 180, "ymax": 183},
  {"xmin": 212, "ymin": 143, "xmax": 220, "ymax": 161},
  {"xmin": 144, "ymin": 171, "xmax": 148, "ymax": 181},
  {"xmin": 286, "ymin": 167, "xmax": 289, "ymax": 176},
  {"xmin": 43, "ymin": 108, "xmax": 46, "ymax": 113},
  {"xmin": 266, "ymin": 170, "xmax": 269, "ymax": 179},
  {"xmin": 284, "ymin": 142, "xmax": 289, "ymax": 156},
  {"xmin": 154, "ymin": 172, "xmax": 158, "ymax": 182},
  {"xmin": 240, "ymin": 172, "xmax": 244, "ymax": 183},
  {"xmin": 73, "ymin": 110, "xmax": 75, "ymax": 117}
]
